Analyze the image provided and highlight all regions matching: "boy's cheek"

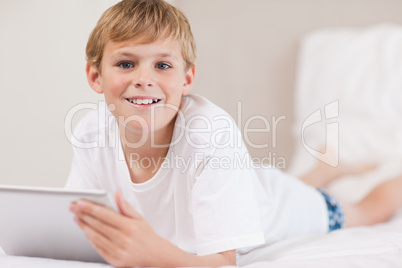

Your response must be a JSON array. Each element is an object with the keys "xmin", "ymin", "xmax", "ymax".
[
  {"xmin": 104, "ymin": 78, "xmax": 130, "ymax": 94},
  {"xmin": 164, "ymin": 78, "xmax": 187, "ymax": 94}
]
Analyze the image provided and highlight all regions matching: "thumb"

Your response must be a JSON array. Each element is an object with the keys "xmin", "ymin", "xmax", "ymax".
[{"xmin": 115, "ymin": 191, "xmax": 142, "ymax": 219}]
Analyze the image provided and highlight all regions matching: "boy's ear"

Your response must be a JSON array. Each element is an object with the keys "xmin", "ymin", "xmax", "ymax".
[
  {"xmin": 86, "ymin": 63, "xmax": 103, "ymax": 94},
  {"xmin": 182, "ymin": 66, "xmax": 196, "ymax": 96}
]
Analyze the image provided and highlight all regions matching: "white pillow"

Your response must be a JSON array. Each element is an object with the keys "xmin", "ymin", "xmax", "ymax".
[{"xmin": 289, "ymin": 23, "xmax": 402, "ymax": 202}]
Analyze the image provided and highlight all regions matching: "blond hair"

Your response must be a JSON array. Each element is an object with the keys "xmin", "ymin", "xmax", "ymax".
[{"xmin": 86, "ymin": 0, "xmax": 196, "ymax": 72}]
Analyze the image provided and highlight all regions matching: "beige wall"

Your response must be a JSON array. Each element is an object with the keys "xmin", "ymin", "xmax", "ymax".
[
  {"xmin": 177, "ymin": 0, "xmax": 402, "ymax": 169},
  {"xmin": 0, "ymin": 0, "xmax": 114, "ymax": 187},
  {"xmin": 0, "ymin": 0, "xmax": 402, "ymax": 187}
]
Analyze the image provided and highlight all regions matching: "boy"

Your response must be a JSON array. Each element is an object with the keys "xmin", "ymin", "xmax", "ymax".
[{"xmin": 68, "ymin": 0, "xmax": 402, "ymax": 267}]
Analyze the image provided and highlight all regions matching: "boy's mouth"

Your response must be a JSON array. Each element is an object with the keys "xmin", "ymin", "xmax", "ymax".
[{"xmin": 125, "ymin": 98, "xmax": 161, "ymax": 105}]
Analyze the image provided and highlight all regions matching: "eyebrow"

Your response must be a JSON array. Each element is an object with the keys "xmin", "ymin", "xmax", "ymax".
[
  {"xmin": 156, "ymin": 53, "xmax": 178, "ymax": 59},
  {"xmin": 111, "ymin": 52, "xmax": 178, "ymax": 61}
]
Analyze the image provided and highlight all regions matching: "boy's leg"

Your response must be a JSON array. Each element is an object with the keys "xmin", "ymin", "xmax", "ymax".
[
  {"xmin": 301, "ymin": 160, "xmax": 376, "ymax": 188},
  {"xmin": 342, "ymin": 176, "xmax": 402, "ymax": 227}
]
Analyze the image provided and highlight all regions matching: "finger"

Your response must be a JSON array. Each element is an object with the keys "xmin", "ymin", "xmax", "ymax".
[
  {"xmin": 75, "ymin": 199, "xmax": 127, "ymax": 229},
  {"xmin": 93, "ymin": 244, "xmax": 120, "ymax": 267},
  {"xmin": 77, "ymin": 211, "xmax": 121, "ymax": 242},
  {"xmin": 75, "ymin": 215, "xmax": 129, "ymax": 267},
  {"xmin": 115, "ymin": 191, "xmax": 142, "ymax": 219},
  {"xmin": 74, "ymin": 214, "xmax": 86, "ymax": 229},
  {"xmin": 74, "ymin": 216, "xmax": 121, "ymax": 263},
  {"xmin": 75, "ymin": 216, "xmax": 117, "ymax": 260}
]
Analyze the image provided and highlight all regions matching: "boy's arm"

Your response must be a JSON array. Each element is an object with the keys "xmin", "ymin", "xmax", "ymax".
[{"xmin": 70, "ymin": 192, "xmax": 236, "ymax": 268}]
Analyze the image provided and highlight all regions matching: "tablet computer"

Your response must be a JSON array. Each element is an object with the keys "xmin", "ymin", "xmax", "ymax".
[{"xmin": 0, "ymin": 185, "xmax": 117, "ymax": 263}]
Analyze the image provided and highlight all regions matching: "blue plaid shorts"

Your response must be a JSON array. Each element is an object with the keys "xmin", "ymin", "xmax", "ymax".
[{"xmin": 318, "ymin": 189, "xmax": 345, "ymax": 231}]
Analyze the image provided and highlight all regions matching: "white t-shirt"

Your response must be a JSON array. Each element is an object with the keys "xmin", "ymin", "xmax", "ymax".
[{"xmin": 66, "ymin": 95, "xmax": 328, "ymax": 264}]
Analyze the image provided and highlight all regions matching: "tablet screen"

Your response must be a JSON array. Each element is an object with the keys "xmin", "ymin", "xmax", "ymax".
[{"xmin": 0, "ymin": 185, "xmax": 117, "ymax": 263}]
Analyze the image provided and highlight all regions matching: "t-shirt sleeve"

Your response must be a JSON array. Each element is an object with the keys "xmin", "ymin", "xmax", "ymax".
[
  {"xmin": 65, "ymin": 146, "xmax": 101, "ymax": 189},
  {"xmin": 64, "ymin": 109, "xmax": 105, "ymax": 190},
  {"xmin": 191, "ymin": 138, "xmax": 265, "ymax": 256}
]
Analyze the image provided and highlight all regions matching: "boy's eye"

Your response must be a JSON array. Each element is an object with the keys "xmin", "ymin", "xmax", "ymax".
[
  {"xmin": 118, "ymin": 62, "xmax": 134, "ymax": 69},
  {"xmin": 156, "ymin": 63, "xmax": 171, "ymax": 70}
]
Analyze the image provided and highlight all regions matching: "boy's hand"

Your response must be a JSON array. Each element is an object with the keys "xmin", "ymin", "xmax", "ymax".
[{"xmin": 70, "ymin": 191, "xmax": 161, "ymax": 267}]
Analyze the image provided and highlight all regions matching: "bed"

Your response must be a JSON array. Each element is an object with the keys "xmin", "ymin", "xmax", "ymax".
[
  {"xmin": 2, "ymin": 215, "xmax": 402, "ymax": 267},
  {"xmin": 2, "ymin": 24, "xmax": 402, "ymax": 267}
]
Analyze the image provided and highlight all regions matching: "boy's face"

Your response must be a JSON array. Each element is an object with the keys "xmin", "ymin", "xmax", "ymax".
[{"xmin": 86, "ymin": 38, "xmax": 195, "ymax": 139}]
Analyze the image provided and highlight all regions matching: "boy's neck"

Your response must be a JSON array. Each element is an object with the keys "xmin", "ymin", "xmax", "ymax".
[{"xmin": 118, "ymin": 120, "xmax": 175, "ymax": 183}]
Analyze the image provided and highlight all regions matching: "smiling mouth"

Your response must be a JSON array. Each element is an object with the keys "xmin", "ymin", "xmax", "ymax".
[{"xmin": 126, "ymin": 98, "xmax": 161, "ymax": 105}]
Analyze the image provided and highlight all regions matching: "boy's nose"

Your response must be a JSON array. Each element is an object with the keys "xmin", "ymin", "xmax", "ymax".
[
  {"xmin": 132, "ymin": 68, "xmax": 154, "ymax": 88},
  {"xmin": 134, "ymin": 80, "xmax": 153, "ymax": 88}
]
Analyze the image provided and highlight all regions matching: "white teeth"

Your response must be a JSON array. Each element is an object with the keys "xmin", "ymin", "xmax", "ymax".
[{"xmin": 128, "ymin": 98, "xmax": 159, "ymax": 105}]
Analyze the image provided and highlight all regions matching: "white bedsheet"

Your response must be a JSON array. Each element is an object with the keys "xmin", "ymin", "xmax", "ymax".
[{"xmin": 2, "ymin": 215, "xmax": 402, "ymax": 267}]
